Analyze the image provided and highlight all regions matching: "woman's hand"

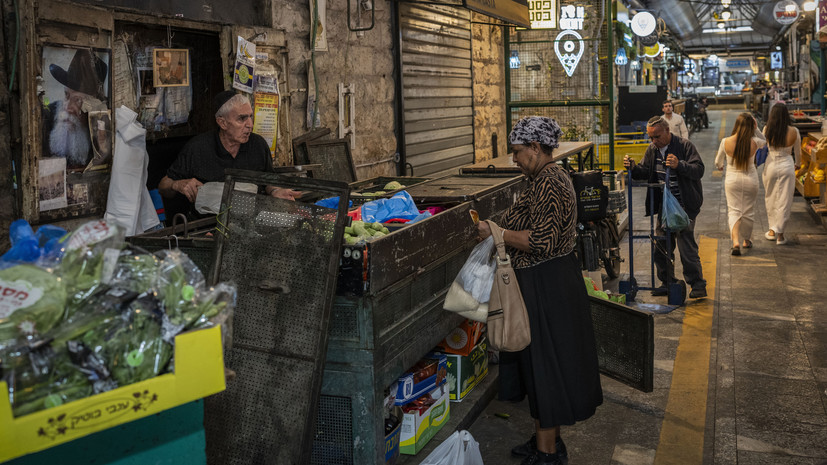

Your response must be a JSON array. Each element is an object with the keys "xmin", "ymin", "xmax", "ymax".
[{"xmin": 477, "ymin": 221, "xmax": 492, "ymax": 241}]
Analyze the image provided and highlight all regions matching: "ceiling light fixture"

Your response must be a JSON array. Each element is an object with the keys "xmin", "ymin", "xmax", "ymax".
[
  {"xmin": 721, "ymin": 0, "xmax": 731, "ymax": 6},
  {"xmin": 717, "ymin": 20, "xmax": 726, "ymax": 29},
  {"xmin": 721, "ymin": 7, "xmax": 732, "ymax": 20},
  {"xmin": 803, "ymin": 0, "xmax": 816, "ymax": 11}
]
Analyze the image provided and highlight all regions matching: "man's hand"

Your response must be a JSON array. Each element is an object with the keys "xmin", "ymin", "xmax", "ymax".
[
  {"xmin": 665, "ymin": 154, "xmax": 679, "ymax": 169},
  {"xmin": 173, "ymin": 178, "xmax": 203, "ymax": 203},
  {"xmin": 269, "ymin": 187, "xmax": 303, "ymax": 201},
  {"xmin": 623, "ymin": 155, "xmax": 635, "ymax": 169}
]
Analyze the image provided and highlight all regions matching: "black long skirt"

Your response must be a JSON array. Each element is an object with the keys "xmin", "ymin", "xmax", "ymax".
[{"xmin": 498, "ymin": 252, "xmax": 603, "ymax": 428}]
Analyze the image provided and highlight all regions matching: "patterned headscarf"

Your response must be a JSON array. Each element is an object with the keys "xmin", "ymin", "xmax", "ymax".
[{"xmin": 509, "ymin": 116, "xmax": 563, "ymax": 148}]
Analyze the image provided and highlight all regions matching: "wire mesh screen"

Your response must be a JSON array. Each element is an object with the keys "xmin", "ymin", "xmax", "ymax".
[
  {"xmin": 311, "ymin": 395, "xmax": 354, "ymax": 464},
  {"xmin": 589, "ymin": 297, "xmax": 654, "ymax": 392},
  {"xmin": 507, "ymin": 0, "xmax": 613, "ymax": 169},
  {"xmin": 204, "ymin": 172, "xmax": 349, "ymax": 465}
]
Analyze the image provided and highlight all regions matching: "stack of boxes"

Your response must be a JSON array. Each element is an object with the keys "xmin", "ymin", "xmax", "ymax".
[{"xmin": 388, "ymin": 319, "xmax": 489, "ymax": 458}]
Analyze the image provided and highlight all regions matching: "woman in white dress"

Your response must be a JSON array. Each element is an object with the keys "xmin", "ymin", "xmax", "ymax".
[
  {"xmin": 715, "ymin": 113, "xmax": 764, "ymax": 255},
  {"xmin": 762, "ymin": 104, "xmax": 801, "ymax": 245}
]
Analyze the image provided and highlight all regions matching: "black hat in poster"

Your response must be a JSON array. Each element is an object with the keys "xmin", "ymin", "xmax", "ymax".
[{"xmin": 49, "ymin": 49, "xmax": 108, "ymax": 100}]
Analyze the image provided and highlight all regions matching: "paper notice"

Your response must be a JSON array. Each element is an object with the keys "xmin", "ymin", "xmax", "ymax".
[{"xmin": 253, "ymin": 92, "xmax": 279, "ymax": 158}]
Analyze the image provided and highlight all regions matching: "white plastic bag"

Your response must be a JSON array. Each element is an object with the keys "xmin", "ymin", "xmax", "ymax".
[
  {"xmin": 419, "ymin": 430, "xmax": 484, "ymax": 465},
  {"xmin": 443, "ymin": 237, "xmax": 495, "ymax": 322}
]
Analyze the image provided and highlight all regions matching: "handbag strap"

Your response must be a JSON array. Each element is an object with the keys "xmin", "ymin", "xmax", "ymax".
[{"xmin": 485, "ymin": 220, "xmax": 509, "ymax": 263}]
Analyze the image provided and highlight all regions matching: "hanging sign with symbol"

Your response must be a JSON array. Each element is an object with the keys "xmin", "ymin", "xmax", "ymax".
[
  {"xmin": 773, "ymin": 0, "xmax": 799, "ymax": 24},
  {"xmin": 556, "ymin": 5, "xmax": 585, "ymax": 77},
  {"xmin": 555, "ymin": 30, "xmax": 584, "ymax": 76}
]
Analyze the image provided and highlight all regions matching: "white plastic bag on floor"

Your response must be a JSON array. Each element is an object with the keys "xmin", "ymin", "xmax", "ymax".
[{"xmin": 419, "ymin": 430, "xmax": 484, "ymax": 465}]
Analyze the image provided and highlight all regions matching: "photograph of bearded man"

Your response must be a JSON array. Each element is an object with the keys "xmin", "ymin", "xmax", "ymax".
[{"xmin": 41, "ymin": 47, "xmax": 111, "ymax": 170}]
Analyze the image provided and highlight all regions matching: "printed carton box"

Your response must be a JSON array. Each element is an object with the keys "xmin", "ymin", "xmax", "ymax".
[
  {"xmin": 399, "ymin": 384, "xmax": 450, "ymax": 455},
  {"xmin": 442, "ymin": 336, "xmax": 488, "ymax": 401}
]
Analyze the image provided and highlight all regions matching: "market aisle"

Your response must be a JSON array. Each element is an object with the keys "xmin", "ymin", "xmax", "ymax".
[{"xmin": 462, "ymin": 109, "xmax": 827, "ymax": 465}]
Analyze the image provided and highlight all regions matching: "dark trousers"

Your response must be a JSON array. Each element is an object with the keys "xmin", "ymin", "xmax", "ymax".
[{"xmin": 654, "ymin": 218, "xmax": 706, "ymax": 290}]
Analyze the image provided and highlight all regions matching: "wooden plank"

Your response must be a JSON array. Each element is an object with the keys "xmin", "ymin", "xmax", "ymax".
[
  {"xmin": 19, "ymin": 0, "xmax": 39, "ymax": 222},
  {"xmin": 39, "ymin": 0, "xmax": 113, "ymax": 31}
]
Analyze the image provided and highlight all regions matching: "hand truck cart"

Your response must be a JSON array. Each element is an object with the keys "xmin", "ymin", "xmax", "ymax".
[{"xmin": 619, "ymin": 168, "xmax": 687, "ymax": 308}]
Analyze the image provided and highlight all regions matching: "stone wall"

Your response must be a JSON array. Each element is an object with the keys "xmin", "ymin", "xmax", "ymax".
[
  {"xmin": 471, "ymin": 14, "xmax": 508, "ymax": 164},
  {"xmin": 273, "ymin": 0, "xmax": 399, "ymax": 179}
]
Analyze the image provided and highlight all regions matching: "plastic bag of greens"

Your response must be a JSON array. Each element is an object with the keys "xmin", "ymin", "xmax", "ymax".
[
  {"xmin": 2, "ymin": 341, "xmax": 92, "ymax": 417},
  {"xmin": 0, "ymin": 264, "xmax": 67, "ymax": 350},
  {"xmin": 103, "ymin": 248, "xmax": 161, "ymax": 294},
  {"xmin": 58, "ymin": 220, "xmax": 126, "ymax": 320},
  {"xmin": 77, "ymin": 292, "xmax": 173, "ymax": 387},
  {"xmin": 154, "ymin": 249, "xmax": 206, "ymax": 338}
]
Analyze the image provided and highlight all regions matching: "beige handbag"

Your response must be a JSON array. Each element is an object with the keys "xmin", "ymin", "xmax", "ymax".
[{"xmin": 485, "ymin": 220, "xmax": 531, "ymax": 352}]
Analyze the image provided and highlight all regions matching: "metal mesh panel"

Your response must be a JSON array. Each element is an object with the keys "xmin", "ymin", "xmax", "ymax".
[
  {"xmin": 330, "ymin": 300, "xmax": 360, "ymax": 340},
  {"xmin": 305, "ymin": 140, "xmax": 356, "ymax": 183},
  {"xmin": 311, "ymin": 395, "xmax": 354, "ymax": 465},
  {"xmin": 206, "ymin": 348, "xmax": 318, "ymax": 464},
  {"xmin": 204, "ymin": 175, "xmax": 348, "ymax": 465},
  {"xmin": 589, "ymin": 297, "xmax": 654, "ymax": 392}
]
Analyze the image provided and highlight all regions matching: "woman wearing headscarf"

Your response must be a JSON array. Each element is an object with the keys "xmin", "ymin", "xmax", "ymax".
[
  {"xmin": 762, "ymin": 103, "xmax": 801, "ymax": 245},
  {"xmin": 477, "ymin": 116, "xmax": 603, "ymax": 465},
  {"xmin": 714, "ymin": 112, "xmax": 765, "ymax": 255}
]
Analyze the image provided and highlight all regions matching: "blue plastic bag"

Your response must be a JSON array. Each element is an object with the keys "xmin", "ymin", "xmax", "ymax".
[
  {"xmin": 361, "ymin": 191, "xmax": 421, "ymax": 223},
  {"xmin": 0, "ymin": 219, "xmax": 68, "ymax": 269},
  {"xmin": 660, "ymin": 188, "xmax": 690, "ymax": 232},
  {"xmin": 314, "ymin": 196, "xmax": 352, "ymax": 209},
  {"xmin": 755, "ymin": 145, "xmax": 768, "ymax": 167}
]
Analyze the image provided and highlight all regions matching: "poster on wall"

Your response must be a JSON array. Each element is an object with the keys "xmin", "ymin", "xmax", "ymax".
[
  {"xmin": 38, "ymin": 158, "xmax": 68, "ymax": 212},
  {"xmin": 153, "ymin": 48, "xmax": 190, "ymax": 87},
  {"xmin": 41, "ymin": 45, "xmax": 111, "ymax": 173},
  {"xmin": 253, "ymin": 91, "xmax": 279, "ymax": 158},
  {"xmin": 309, "ymin": 0, "xmax": 328, "ymax": 51},
  {"xmin": 233, "ymin": 36, "xmax": 256, "ymax": 93}
]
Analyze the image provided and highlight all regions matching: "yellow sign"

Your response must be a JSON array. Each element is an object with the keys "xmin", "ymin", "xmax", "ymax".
[{"xmin": 0, "ymin": 326, "xmax": 226, "ymax": 462}]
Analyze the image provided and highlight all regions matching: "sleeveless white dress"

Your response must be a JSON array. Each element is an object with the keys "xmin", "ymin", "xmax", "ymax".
[
  {"xmin": 715, "ymin": 138, "xmax": 759, "ymax": 243},
  {"xmin": 763, "ymin": 127, "xmax": 800, "ymax": 235}
]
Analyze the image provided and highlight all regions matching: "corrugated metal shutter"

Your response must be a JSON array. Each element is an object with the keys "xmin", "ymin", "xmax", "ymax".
[{"xmin": 399, "ymin": 2, "xmax": 474, "ymax": 177}]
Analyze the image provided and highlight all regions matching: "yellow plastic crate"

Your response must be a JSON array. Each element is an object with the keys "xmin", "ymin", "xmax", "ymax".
[
  {"xmin": 598, "ymin": 139, "xmax": 650, "ymax": 171},
  {"xmin": 0, "ymin": 325, "xmax": 225, "ymax": 462}
]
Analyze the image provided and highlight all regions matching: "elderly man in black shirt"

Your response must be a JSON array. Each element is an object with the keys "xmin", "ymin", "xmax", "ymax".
[{"xmin": 159, "ymin": 91, "xmax": 299, "ymax": 203}]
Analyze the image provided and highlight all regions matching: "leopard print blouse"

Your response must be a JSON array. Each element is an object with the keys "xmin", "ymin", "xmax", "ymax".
[{"xmin": 501, "ymin": 163, "xmax": 578, "ymax": 269}]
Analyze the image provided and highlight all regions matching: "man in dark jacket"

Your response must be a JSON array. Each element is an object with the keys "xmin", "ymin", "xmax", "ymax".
[{"xmin": 624, "ymin": 116, "xmax": 707, "ymax": 298}]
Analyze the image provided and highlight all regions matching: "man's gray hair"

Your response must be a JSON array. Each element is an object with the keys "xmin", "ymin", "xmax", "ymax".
[
  {"xmin": 216, "ymin": 94, "xmax": 250, "ymax": 119},
  {"xmin": 647, "ymin": 115, "xmax": 670, "ymax": 132}
]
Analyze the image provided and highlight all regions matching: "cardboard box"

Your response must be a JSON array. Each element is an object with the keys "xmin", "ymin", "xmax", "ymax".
[
  {"xmin": 399, "ymin": 384, "xmax": 450, "ymax": 455},
  {"xmin": 442, "ymin": 336, "xmax": 489, "ymax": 401},
  {"xmin": 437, "ymin": 320, "xmax": 484, "ymax": 356},
  {"xmin": 384, "ymin": 420, "xmax": 401, "ymax": 464},
  {"xmin": 394, "ymin": 353, "xmax": 448, "ymax": 406},
  {"xmin": 0, "ymin": 326, "xmax": 225, "ymax": 462}
]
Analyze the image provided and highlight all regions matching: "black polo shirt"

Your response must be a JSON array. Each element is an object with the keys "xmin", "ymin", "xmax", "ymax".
[{"xmin": 166, "ymin": 130, "xmax": 274, "ymax": 183}]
